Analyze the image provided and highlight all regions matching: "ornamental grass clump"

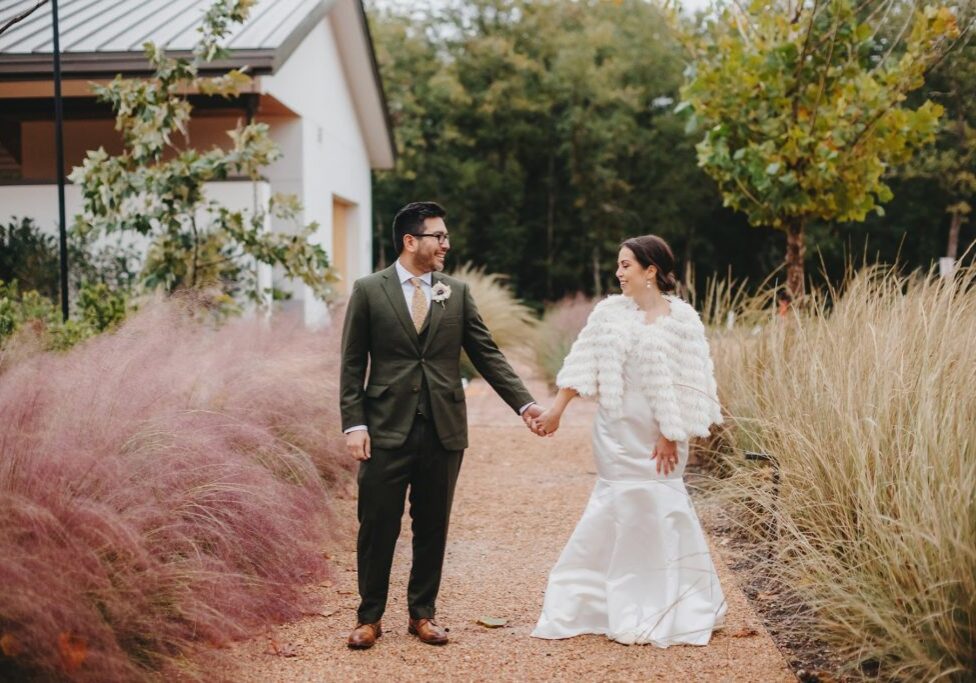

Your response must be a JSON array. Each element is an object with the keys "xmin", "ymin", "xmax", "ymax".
[
  {"xmin": 450, "ymin": 263, "xmax": 539, "ymax": 378},
  {"xmin": 0, "ymin": 299, "xmax": 350, "ymax": 681},
  {"xmin": 533, "ymin": 294, "xmax": 595, "ymax": 388},
  {"xmin": 710, "ymin": 265, "xmax": 976, "ymax": 681}
]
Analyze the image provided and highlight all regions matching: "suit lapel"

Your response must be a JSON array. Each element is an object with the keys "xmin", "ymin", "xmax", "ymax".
[
  {"xmin": 423, "ymin": 273, "xmax": 446, "ymax": 353},
  {"xmin": 380, "ymin": 265, "xmax": 421, "ymax": 350}
]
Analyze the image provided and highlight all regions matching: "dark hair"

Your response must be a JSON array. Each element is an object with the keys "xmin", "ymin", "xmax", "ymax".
[
  {"xmin": 392, "ymin": 201, "xmax": 447, "ymax": 253},
  {"xmin": 619, "ymin": 234, "xmax": 678, "ymax": 293}
]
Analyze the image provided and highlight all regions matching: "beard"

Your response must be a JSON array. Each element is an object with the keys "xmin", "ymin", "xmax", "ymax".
[{"xmin": 423, "ymin": 250, "xmax": 446, "ymax": 272}]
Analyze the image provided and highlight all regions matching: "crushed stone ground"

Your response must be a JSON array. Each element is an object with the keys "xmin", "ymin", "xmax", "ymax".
[{"xmin": 201, "ymin": 376, "xmax": 792, "ymax": 682}]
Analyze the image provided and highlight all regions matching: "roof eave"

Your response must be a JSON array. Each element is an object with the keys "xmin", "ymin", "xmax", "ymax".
[
  {"xmin": 0, "ymin": 50, "xmax": 277, "ymax": 81},
  {"xmin": 355, "ymin": 1, "xmax": 396, "ymax": 168}
]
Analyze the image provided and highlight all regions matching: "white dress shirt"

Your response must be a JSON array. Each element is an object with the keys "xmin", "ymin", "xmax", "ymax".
[
  {"xmin": 344, "ymin": 259, "xmax": 534, "ymax": 434},
  {"xmin": 395, "ymin": 258, "xmax": 432, "ymax": 309}
]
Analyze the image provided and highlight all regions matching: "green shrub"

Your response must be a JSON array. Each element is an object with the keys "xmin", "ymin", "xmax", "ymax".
[{"xmin": 0, "ymin": 280, "xmax": 129, "ymax": 357}]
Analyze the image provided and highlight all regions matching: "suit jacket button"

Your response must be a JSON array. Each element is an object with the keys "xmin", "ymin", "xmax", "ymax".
[
  {"xmin": 420, "ymin": 358, "xmax": 426, "ymax": 364},
  {"xmin": 412, "ymin": 386, "xmax": 419, "ymax": 393}
]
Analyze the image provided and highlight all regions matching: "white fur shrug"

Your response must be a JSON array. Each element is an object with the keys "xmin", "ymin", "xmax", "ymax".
[{"xmin": 556, "ymin": 294, "xmax": 723, "ymax": 443}]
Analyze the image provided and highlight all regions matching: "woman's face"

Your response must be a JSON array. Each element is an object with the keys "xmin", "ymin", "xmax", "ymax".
[{"xmin": 616, "ymin": 246, "xmax": 655, "ymax": 295}]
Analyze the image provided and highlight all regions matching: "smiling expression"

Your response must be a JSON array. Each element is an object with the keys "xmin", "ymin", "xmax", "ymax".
[
  {"xmin": 616, "ymin": 246, "xmax": 657, "ymax": 294},
  {"xmin": 405, "ymin": 217, "xmax": 450, "ymax": 273}
]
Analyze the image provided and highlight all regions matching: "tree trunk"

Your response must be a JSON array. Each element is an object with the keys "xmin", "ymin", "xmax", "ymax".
[
  {"xmin": 947, "ymin": 103, "xmax": 967, "ymax": 261},
  {"xmin": 785, "ymin": 217, "xmax": 806, "ymax": 301},
  {"xmin": 592, "ymin": 245, "xmax": 602, "ymax": 297},
  {"xmin": 374, "ymin": 209, "xmax": 386, "ymax": 269},
  {"xmin": 947, "ymin": 210, "xmax": 963, "ymax": 261},
  {"xmin": 546, "ymin": 150, "xmax": 555, "ymax": 300}
]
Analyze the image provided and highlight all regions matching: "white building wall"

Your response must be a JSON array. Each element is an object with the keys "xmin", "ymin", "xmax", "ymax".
[
  {"xmin": 0, "ymin": 181, "xmax": 268, "ymax": 237},
  {"xmin": 261, "ymin": 15, "xmax": 374, "ymax": 328}
]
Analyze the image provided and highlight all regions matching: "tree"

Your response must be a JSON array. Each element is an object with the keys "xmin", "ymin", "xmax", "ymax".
[
  {"xmin": 370, "ymin": 0, "xmax": 725, "ymax": 302},
  {"xmin": 904, "ymin": 26, "xmax": 976, "ymax": 261},
  {"xmin": 679, "ymin": 0, "xmax": 961, "ymax": 298},
  {"xmin": 69, "ymin": 0, "xmax": 334, "ymax": 304}
]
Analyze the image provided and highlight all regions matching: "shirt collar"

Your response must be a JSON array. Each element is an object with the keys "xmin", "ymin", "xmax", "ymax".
[{"xmin": 395, "ymin": 259, "xmax": 432, "ymax": 286}]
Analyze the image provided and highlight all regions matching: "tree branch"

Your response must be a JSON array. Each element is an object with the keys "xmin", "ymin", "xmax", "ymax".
[
  {"xmin": 869, "ymin": 3, "xmax": 916, "ymax": 77},
  {"xmin": 808, "ymin": 6, "xmax": 841, "ymax": 133},
  {"xmin": 792, "ymin": 0, "xmax": 822, "ymax": 125},
  {"xmin": 0, "ymin": 0, "xmax": 48, "ymax": 38}
]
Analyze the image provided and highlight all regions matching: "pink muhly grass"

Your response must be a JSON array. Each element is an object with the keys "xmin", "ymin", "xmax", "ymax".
[{"xmin": 0, "ymin": 299, "xmax": 350, "ymax": 681}]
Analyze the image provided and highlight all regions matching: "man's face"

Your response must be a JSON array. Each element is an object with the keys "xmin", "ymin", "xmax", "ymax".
[{"xmin": 410, "ymin": 217, "xmax": 450, "ymax": 272}]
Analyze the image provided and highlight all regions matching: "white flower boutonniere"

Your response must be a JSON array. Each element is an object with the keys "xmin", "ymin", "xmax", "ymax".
[{"xmin": 431, "ymin": 282, "xmax": 452, "ymax": 307}]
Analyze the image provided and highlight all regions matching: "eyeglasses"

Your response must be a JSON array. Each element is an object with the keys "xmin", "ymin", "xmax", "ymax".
[{"xmin": 407, "ymin": 231, "xmax": 450, "ymax": 245}]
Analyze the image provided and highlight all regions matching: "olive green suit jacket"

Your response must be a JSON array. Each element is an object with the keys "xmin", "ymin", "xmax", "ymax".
[{"xmin": 339, "ymin": 264, "xmax": 535, "ymax": 451}]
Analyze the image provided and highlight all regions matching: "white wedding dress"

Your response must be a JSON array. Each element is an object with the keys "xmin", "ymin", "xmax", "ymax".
[{"xmin": 532, "ymin": 364, "xmax": 727, "ymax": 647}]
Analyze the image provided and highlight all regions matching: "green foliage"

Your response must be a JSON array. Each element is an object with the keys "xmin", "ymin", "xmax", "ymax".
[
  {"xmin": 903, "ymin": 28, "xmax": 976, "ymax": 258},
  {"xmin": 370, "ymin": 0, "xmax": 727, "ymax": 301},
  {"xmin": 0, "ymin": 280, "xmax": 128, "ymax": 353},
  {"xmin": 679, "ymin": 0, "xmax": 961, "ymax": 296},
  {"xmin": 68, "ymin": 0, "xmax": 334, "ymax": 304},
  {"xmin": 1, "ymin": 216, "xmax": 140, "ymax": 298},
  {"xmin": 0, "ymin": 217, "xmax": 60, "ymax": 300}
]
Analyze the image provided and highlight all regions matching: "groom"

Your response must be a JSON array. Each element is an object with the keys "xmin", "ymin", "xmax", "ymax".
[{"xmin": 340, "ymin": 201, "xmax": 544, "ymax": 649}]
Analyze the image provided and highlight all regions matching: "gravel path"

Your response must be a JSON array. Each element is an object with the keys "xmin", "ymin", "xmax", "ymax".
[{"xmin": 203, "ymin": 378, "xmax": 792, "ymax": 682}]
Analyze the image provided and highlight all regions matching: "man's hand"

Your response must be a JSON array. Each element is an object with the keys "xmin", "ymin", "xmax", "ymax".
[
  {"xmin": 522, "ymin": 403, "xmax": 547, "ymax": 436},
  {"xmin": 346, "ymin": 430, "xmax": 371, "ymax": 461},
  {"xmin": 651, "ymin": 435, "xmax": 678, "ymax": 475}
]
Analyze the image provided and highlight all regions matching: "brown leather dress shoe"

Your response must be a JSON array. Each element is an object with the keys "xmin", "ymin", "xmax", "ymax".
[
  {"xmin": 408, "ymin": 617, "xmax": 449, "ymax": 645},
  {"xmin": 347, "ymin": 621, "xmax": 382, "ymax": 649}
]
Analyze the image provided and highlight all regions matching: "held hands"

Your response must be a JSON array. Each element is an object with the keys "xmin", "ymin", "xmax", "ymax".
[
  {"xmin": 651, "ymin": 435, "xmax": 678, "ymax": 475},
  {"xmin": 533, "ymin": 408, "xmax": 561, "ymax": 437},
  {"xmin": 522, "ymin": 403, "xmax": 548, "ymax": 436},
  {"xmin": 346, "ymin": 430, "xmax": 371, "ymax": 461},
  {"xmin": 522, "ymin": 404, "xmax": 561, "ymax": 437}
]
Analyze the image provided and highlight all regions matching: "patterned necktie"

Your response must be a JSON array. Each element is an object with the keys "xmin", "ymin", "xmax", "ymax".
[{"xmin": 410, "ymin": 277, "xmax": 428, "ymax": 332}]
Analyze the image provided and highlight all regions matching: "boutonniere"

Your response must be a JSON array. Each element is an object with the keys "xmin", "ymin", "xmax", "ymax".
[{"xmin": 431, "ymin": 281, "xmax": 452, "ymax": 307}]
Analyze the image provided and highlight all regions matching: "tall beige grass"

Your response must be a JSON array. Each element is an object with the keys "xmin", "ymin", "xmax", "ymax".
[
  {"xmin": 533, "ymin": 294, "xmax": 596, "ymax": 388},
  {"xmin": 710, "ymin": 265, "xmax": 976, "ymax": 681},
  {"xmin": 449, "ymin": 263, "xmax": 539, "ymax": 377}
]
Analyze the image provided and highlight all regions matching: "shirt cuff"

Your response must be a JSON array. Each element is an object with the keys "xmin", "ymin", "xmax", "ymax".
[
  {"xmin": 518, "ymin": 402, "xmax": 535, "ymax": 415},
  {"xmin": 343, "ymin": 425, "xmax": 368, "ymax": 434}
]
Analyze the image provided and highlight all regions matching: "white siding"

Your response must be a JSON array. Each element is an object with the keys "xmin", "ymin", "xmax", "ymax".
[{"xmin": 261, "ymin": 16, "xmax": 374, "ymax": 327}]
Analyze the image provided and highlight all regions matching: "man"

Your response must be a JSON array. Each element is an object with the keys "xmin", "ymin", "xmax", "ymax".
[{"xmin": 340, "ymin": 201, "xmax": 545, "ymax": 649}]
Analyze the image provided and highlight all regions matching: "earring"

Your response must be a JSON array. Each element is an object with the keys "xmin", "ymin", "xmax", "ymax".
[{"xmin": 645, "ymin": 279, "xmax": 652, "ymax": 289}]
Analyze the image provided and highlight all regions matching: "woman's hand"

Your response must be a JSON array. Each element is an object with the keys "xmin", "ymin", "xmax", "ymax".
[
  {"xmin": 651, "ymin": 435, "xmax": 678, "ymax": 475},
  {"xmin": 534, "ymin": 409, "xmax": 562, "ymax": 437}
]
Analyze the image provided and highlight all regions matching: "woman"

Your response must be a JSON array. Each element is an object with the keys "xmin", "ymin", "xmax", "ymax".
[{"xmin": 530, "ymin": 234, "xmax": 726, "ymax": 647}]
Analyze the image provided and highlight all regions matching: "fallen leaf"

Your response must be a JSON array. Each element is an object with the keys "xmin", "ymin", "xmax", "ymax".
[
  {"xmin": 730, "ymin": 627, "xmax": 759, "ymax": 638},
  {"xmin": 0, "ymin": 632, "xmax": 21, "ymax": 657},
  {"xmin": 58, "ymin": 632, "xmax": 88, "ymax": 672},
  {"xmin": 476, "ymin": 616, "xmax": 508, "ymax": 628},
  {"xmin": 267, "ymin": 637, "xmax": 299, "ymax": 658}
]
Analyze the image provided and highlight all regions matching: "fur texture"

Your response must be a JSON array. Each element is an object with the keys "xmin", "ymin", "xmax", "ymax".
[{"xmin": 556, "ymin": 294, "xmax": 723, "ymax": 442}]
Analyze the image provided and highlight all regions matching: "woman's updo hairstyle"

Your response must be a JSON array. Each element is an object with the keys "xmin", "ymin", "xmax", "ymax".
[{"xmin": 620, "ymin": 234, "xmax": 678, "ymax": 293}]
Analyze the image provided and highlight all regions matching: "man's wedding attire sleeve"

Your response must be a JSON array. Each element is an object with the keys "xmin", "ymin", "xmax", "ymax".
[
  {"xmin": 460, "ymin": 282, "xmax": 535, "ymax": 412},
  {"xmin": 340, "ymin": 281, "xmax": 371, "ymax": 432}
]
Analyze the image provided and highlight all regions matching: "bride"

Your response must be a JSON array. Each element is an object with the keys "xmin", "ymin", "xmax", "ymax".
[{"xmin": 530, "ymin": 234, "xmax": 727, "ymax": 647}]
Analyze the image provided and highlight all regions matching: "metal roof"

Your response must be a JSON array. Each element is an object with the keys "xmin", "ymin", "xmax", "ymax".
[{"xmin": 0, "ymin": 0, "xmax": 331, "ymax": 77}]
